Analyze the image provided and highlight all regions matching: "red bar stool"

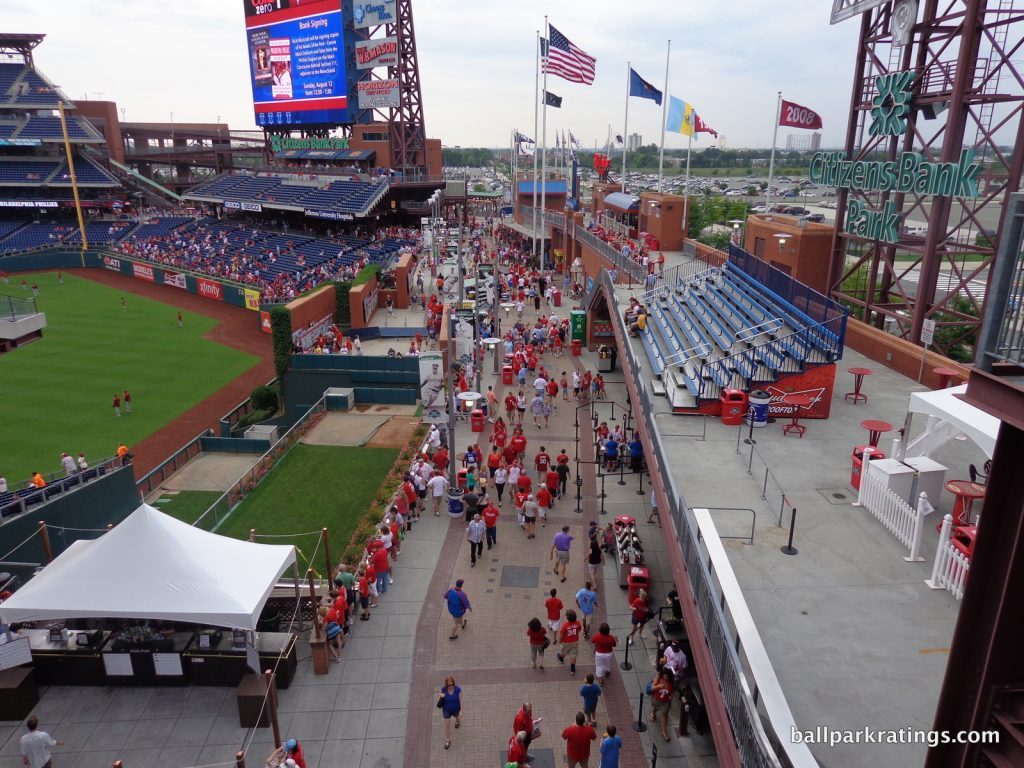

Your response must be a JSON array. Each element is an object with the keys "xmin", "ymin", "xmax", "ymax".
[{"xmin": 846, "ymin": 367, "xmax": 873, "ymax": 404}]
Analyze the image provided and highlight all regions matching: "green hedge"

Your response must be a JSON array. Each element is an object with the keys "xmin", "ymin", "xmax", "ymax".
[
  {"xmin": 270, "ymin": 306, "xmax": 293, "ymax": 379},
  {"xmin": 334, "ymin": 280, "xmax": 352, "ymax": 329},
  {"xmin": 351, "ymin": 264, "xmax": 380, "ymax": 287},
  {"xmin": 250, "ymin": 384, "xmax": 279, "ymax": 412},
  {"xmin": 236, "ymin": 407, "xmax": 275, "ymax": 429}
]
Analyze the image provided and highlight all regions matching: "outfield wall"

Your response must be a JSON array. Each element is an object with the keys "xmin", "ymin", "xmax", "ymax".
[
  {"xmin": 0, "ymin": 466, "xmax": 139, "ymax": 584},
  {"xmin": 284, "ymin": 354, "xmax": 419, "ymax": 418},
  {"xmin": 0, "ymin": 248, "xmax": 265, "ymax": 316}
]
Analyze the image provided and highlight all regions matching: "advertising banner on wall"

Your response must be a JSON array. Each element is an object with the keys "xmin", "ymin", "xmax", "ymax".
[
  {"xmin": 291, "ymin": 313, "xmax": 333, "ymax": 349},
  {"xmin": 356, "ymin": 79, "xmax": 400, "ymax": 109},
  {"xmin": 162, "ymin": 272, "xmax": 187, "ymax": 290},
  {"xmin": 353, "ymin": 0, "xmax": 396, "ymax": 28},
  {"xmin": 452, "ymin": 309, "xmax": 477, "ymax": 368},
  {"xmin": 418, "ymin": 352, "xmax": 446, "ymax": 424},
  {"xmin": 132, "ymin": 263, "xmax": 155, "ymax": 282},
  {"xmin": 244, "ymin": 0, "xmax": 349, "ymax": 127},
  {"xmin": 196, "ymin": 278, "xmax": 224, "ymax": 301},
  {"xmin": 102, "ymin": 256, "xmax": 121, "ymax": 272},
  {"xmin": 260, "ymin": 311, "xmax": 273, "ymax": 334},
  {"xmin": 362, "ymin": 285, "xmax": 380, "ymax": 322},
  {"xmin": 354, "ymin": 37, "xmax": 399, "ymax": 69},
  {"xmin": 304, "ymin": 209, "xmax": 354, "ymax": 221},
  {"xmin": 243, "ymin": 289, "xmax": 261, "ymax": 311}
]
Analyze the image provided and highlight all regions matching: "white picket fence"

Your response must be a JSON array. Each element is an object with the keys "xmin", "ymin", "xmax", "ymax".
[
  {"xmin": 925, "ymin": 514, "xmax": 971, "ymax": 600},
  {"xmin": 858, "ymin": 469, "xmax": 926, "ymax": 562}
]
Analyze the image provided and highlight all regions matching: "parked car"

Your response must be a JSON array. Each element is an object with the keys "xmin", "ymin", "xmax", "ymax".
[
  {"xmin": 782, "ymin": 206, "xmax": 809, "ymax": 215},
  {"xmin": 750, "ymin": 205, "xmax": 768, "ymax": 213},
  {"xmin": 801, "ymin": 213, "xmax": 826, "ymax": 223}
]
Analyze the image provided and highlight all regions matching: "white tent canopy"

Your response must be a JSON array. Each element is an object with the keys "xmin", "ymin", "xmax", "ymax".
[
  {"xmin": 904, "ymin": 384, "xmax": 1000, "ymax": 460},
  {"xmin": 0, "ymin": 504, "xmax": 296, "ymax": 631}
]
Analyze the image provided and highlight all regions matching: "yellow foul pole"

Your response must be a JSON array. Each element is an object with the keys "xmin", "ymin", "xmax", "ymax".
[{"xmin": 57, "ymin": 103, "xmax": 87, "ymax": 266}]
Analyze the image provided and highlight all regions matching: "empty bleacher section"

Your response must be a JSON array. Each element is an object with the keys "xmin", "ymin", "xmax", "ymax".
[
  {"xmin": 636, "ymin": 246, "xmax": 846, "ymax": 409},
  {"xmin": 185, "ymin": 171, "xmax": 389, "ymax": 216},
  {"xmin": 0, "ymin": 115, "xmax": 102, "ymax": 141},
  {"xmin": 0, "ymin": 222, "xmax": 77, "ymax": 251}
]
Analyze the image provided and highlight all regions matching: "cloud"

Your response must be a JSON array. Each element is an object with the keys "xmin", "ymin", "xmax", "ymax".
[{"xmin": 13, "ymin": 0, "xmax": 861, "ymax": 147}]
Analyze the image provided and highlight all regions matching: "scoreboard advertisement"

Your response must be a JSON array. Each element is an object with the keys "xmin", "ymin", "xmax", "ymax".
[{"xmin": 244, "ymin": 0, "xmax": 348, "ymax": 127}]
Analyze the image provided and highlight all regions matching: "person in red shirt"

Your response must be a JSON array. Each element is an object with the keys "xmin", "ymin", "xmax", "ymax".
[
  {"xmin": 545, "ymin": 377, "xmax": 559, "ymax": 404},
  {"xmin": 595, "ymin": 421, "xmax": 610, "ymax": 441},
  {"xmin": 545, "ymin": 468, "xmax": 560, "ymax": 500},
  {"xmin": 402, "ymin": 475, "xmax": 419, "ymax": 519},
  {"xmin": 365, "ymin": 562, "xmax": 378, "ymax": 609},
  {"xmin": 510, "ymin": 431, "xmax": 527, "ymax": 459},
  {"xmin": 507, "ymin": 732, "xmax": 529, "ymax": 767},
  {"xmin": 112, "ymin": 393, "xmax": 121, "ymax": 417},
  {"xmin": 561, "ymin": 712, "xmax": 597, "ymax": 768},
  {"xmin": 487, "ymin": 447, "xmax": 503, "ymax": 477},
  {"xmin": 516, "ymin": 471, "xmax": 532, "ymax": 495},
  {"xmin": 557, "ymin": 609, "xmax": 582, "ymax": 675},
  {"xmin": 356, "ymin": 568, "xmax": 371, "ymax": 620},
  {"xmin": 512, "ymin": 702, "xmax": 535, "ymax": 756},
  {"xmin": 482, "ymin": 502, "xmax": 500, "ymax": 549},
  {"xmin": 544, "ymin": 588, "xmax": 563, "ymax": 634},
  {"xmin": 526, "ymin": 617, "xmax": 547, "ymax": 669},
  {"xmin": 534, "ymin": 447, "xmax": 551, "ymax": 481},
  {"xmin": 592, "ymin": 623, "xmax": 618, "ymax": 687},
  {"xmin": 389, "ymin": 518, "xmax": 401, "ymax": 560},
  {"xmin": 504, "ymin": 393, "xmax": 518, "ymax": 424},
  {"xmin": 503, "ymin": 444, "xmax": 519, "ymax": 467},
  {"xmin": 433, "ymin": 446, "xmax": 449, "ymax": 471},
  {"xmin": 535, "ymin": 485, "xmax": 552, "ymax": 526}
]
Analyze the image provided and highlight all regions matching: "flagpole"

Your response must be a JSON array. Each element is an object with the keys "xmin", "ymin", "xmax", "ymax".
[
  {"xmin": 683, "ymin": 129, "xmax": 692, "ymax": 238},
  {"xmin": 540, "ymin": 15, "xmax": 549, "ymax": 269},
  {"xmin": 657, "ymin": 40, "xmax": 671, "ymax": 194},
  {"xmin": 621, "ymin": 61, "xmax": 630, "ymax": 193},
  {"xmin": 533, "ymin": 31, "xmax": 541, "ymax": 263},
  {"xmin": 766, "ymin": 90, "xmax": 782, "ymax": 212}
]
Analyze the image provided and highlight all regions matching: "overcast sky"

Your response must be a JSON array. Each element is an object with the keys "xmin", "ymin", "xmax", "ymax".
[{"xmin": 11, "ymin": 0, "xmax": 861, "ymax": 150}]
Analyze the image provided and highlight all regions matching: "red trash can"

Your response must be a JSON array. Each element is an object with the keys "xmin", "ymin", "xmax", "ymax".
[
  {"xmin": 457, "ymin": 468, "xmax": 468, "ymax": 490},
  {"xmin": 553, "ymin": 289, "xmax": 562, "ymax": 307},
  {"xmin": 502, "ymin": 365, "xmax": 514, "ymax": 386},
  {"xmin": 626, "ymin": 566, "xmax": 651, "ymax": 603},
  {"xmin": 470, "ymin": 409, "xmax": 484, "ymax": 433},
  {"xmin": 851, "ymin": 445, "xmax": 885, "ymax": 491},
  {"xmin": 720, "ymin": 389, "xmax": 748, "ymax": 426},
  {"xmin": 571, "ymin": 339, "xmax": 583, "ymax": 356}
]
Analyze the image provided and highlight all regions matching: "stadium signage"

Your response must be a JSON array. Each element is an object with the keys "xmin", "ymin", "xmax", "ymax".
[
  {"xmin": 810, "ymin": 148, "xmax": 983, "ymax": 245},
  {"xmin": 0, "ymin": 200, "xmax": 58, "ymax": 208},
  {"xmin": 132, "ymin": 263, "xmax": 155, "ymax": 282},
  {"xmin": 223, "ymin": 201, "xmax": 264, "ymax": 212},
  {"xmin": 163, "ymin": 272, "xmax": 188, "ymax": 290},
  {"xmin": 353, "ymin": 0, "xmax": 396, "ymax": 27},
  {"xmin": 103, "ymin": 256, "xmax": 121, "ymax": 272},
  {"xmin": 269, "ymin": 136, "xmax": 349, "ymax": 152},
  {"xmin": 304, "ymin": 209, "xmax": 354, "ymax": 221},
  {"xmin": 0, "ymin": 138, "xmax": 42, "ymax": 147},
  {"xmin": 355, "ymin": 37, "xmax": 398, "ymax": 69},
  {"xmin": 357, "ymin": 79, "xmax": 400, "ymax": 109},
  {"xmin": 197, "ymin": 278, "xmax": 224, "ymax": 301}
]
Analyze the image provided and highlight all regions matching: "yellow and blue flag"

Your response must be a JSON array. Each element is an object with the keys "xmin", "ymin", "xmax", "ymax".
[{"xmin": 666, "ymin": 96, "xmax": 694, "ymax": 137}]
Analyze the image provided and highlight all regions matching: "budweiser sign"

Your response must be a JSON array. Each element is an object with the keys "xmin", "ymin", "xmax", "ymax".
[
  {"xmin": 355, "ymin": 37, "xmax": 398, "ymax": 69},
  {"xmin": 162, "ymin": 272, "xmax": 187, "ymax": 290},
  {"xmin": 196, "ymin": 278, "xmax": 223, "ymax": 301}
]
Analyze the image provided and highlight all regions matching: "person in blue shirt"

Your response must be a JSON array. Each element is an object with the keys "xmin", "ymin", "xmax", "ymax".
[
  {"xmin": 575, "ymin": 581, "xmax": 598, "ymax": 638},
  {"xmin": 603, "ymin": 438, "xmax": 619, "ymax": 471},
  {"xmin": 579, "ymin": 673, "xmax": 603, "ymax": 726},
  {"xmin": 439, "ymin": 676, "xmax": 462, "ymax": 750},
  {"xmin": 600, "ymin": 724, "xmax": 622, "ymax": 768},
  {"xmin": 443, "ymin": 579, "xmax": 471, "ymax": 640},
  {"xmin": 629, "ymin": 437, "xmax": 644, "ymax": 473}
]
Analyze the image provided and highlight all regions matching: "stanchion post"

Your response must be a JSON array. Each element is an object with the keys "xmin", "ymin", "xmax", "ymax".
[
  {"xmin": 37, "ymin": 521, "xmax": 52, "ymax": 563},
  {"xmin": 265, "ymin": 668, "xmax": 281, "ymax": 747},
  {"xmin": 620, "ymin": 636, "xmax": 632, "ymax": 670},
  {"xmin": 235, "ymin": 751, "xmax": 246, "ymax": 768},
  {"xmin": 637, "ymin": 467, "xmax": 645, "ymax": 496},
  {"xmin": 322, "ymin": 527, "xmax": 332, "ymax": 584},
  {"xmin": 633, "ymin": 693, "xmax": 648, "ymax": 732},
  {"xmin": 600, "ymin": 475, "xmax": 607, "ymax": 515},
  {"xmin": 617, "ymin": 455, "xmax": 626, "ymax": 486},
  {"xmin": 780, "ymin": 507, "xmax": 798, "ymax": 556}
]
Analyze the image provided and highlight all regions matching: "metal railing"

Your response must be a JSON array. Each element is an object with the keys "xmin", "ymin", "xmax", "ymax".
[
  {"xmin": 979, "ymin": 191, "xmax": 1024, "ymax": 369},
  {"xmin": 1, "ymin": 457, "xmax": 125, "ymax": 520},
  {"xmin": 136, "ymin": 429, "xmax": 210, "ymax": 498},
  {"xmin": 191, "ymin": 396, "xmax": 328, "ymax": 532},
  {"xmin": 575, "ymin": 227, "xmax": 646, "ymax": 282},
  {"xmin": 735, "ymin": 426, "xmax": 793, "ymax": 527},
  {"xmin": 599, "ymin": 265, "xmax": 817, "ymax": 768},
  {"xmin": 0, "ymin": 293, "xmax": 38, "ymax": 321}
]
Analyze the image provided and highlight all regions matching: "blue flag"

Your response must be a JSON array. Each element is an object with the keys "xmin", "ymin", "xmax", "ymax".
[{"xmin": 629, "ymin": 68, "xmax": 662, "ymax": 106}]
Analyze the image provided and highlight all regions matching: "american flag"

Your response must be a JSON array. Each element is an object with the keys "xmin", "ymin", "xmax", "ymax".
[{"xmin": 543, "ymin": 25, "xmax": 596, "ymax": 85}]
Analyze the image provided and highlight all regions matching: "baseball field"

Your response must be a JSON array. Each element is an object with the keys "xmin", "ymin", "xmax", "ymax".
[{"xmin": 0, "ymin": 271, "xmax": 260, "ymax": 484}]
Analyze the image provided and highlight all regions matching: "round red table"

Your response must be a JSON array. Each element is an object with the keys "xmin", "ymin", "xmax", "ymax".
[
  {"xmin": 944, "ymin": 480, "xmax": 986, "ymax": 526},
  {"xmin": 846, "ymin": 367, "xmax": 874, "ymax": 403},
  {"xmin": 932, "ymin": 366, "xmax": 963, "ymax": 389},
  {"xmin": 780, "ymin": 393, "xmax": 815, "ymax": 438},
  {"xmin": 860, "ymin": 419, "xmax": 893, "ymax": 447}
]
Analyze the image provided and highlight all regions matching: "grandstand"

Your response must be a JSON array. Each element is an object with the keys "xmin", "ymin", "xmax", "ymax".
[
  {"xmin": 185, "ymin": 170, "xmax": 389, "ymax": 217},
  {"xmin": 637, "ymin": 247, "xmax": 846, "ymax": 410}
]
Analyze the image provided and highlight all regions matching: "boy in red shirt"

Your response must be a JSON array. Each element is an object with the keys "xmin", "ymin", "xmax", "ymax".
[
  {"xmin": 534, "ymin": 447, "xmax": 551, "ymax": 481},
  {"xmin": 544, "ymin": 588, "xmax": 563, "ymax": 633},
  {"xmin": 536, "ymin": 486, "xmax": 552, "ymax": 526},
  {"xmin": 557, "ymin": 609, "xmax": 582, "ymax": 675},
  {"xmin": 356, "ymin": 569, "xmax": 371, "ymax": 620}
]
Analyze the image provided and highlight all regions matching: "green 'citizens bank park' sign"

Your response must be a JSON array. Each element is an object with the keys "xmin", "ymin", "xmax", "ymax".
[{"xmin": 808, "ymin": 70, "xmax": 983, "ymax": 243}]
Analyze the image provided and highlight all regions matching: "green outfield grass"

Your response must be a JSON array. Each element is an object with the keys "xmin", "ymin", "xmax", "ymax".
[
  {"xmin": 216, "ymin": 444, "xmax": 399, "ymax": 561},
  {"xmin": 154, "ymin": 490, "xmax": 224, "ymax": 523},
  {"xmin": 0, "ymin": 271, "xmax": 260, "ymax": 483}
]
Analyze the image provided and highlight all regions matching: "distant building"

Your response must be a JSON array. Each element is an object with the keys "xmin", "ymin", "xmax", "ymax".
[
  {"xmin": 717, "ymin": 134, "xmax": 727, "ymax": 149},
  {"xmin": 627, "ymin": 133, "xmax": 642, "ymax": 152},
  {"xmin": 785, "ymin": 132, "xmax": 821, "ymax": 151}
]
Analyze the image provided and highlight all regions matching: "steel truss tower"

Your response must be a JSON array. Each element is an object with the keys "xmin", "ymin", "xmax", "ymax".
[
  {"xmin": 827, "ymin": 0, "xmax": 1024, "ymax": 357},
  {"xmin": 386, "ymin": 0, "xmax": 427, "ymax": 177}
]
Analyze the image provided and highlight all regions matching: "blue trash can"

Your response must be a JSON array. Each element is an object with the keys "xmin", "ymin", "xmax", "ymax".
[
  {"xmin": 447, "ymin": 488, "xmax": 465, "ymax": 519},
  {"xmin": 746, "ymin": 390, "xmax": 771, "ymax": 429}
]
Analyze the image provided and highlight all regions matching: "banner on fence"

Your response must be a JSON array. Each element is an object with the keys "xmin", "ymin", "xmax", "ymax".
[
  {"xmin": 291, "ymin": 313, "xmax": 333, "ymax": 350},
  {"xmin": 103, "ymin": 256, "xmax": 121, "ymax": 272},
  {"xmin": 132, "ymin": 263, "xmax": 155, "ymax": 282},
  {"xmin": 243, "ymin": 288, "xmax": 261, "ymax": 311},
  {"xmin": 162, "ymin": 271, "xmax": 187, "ymax": 290},
  {"xmin": 419, "ymin": 352, "xmax": 446, "ymax": 424},
  {"xmin": 196, "ymin": 278, "xmax": 223, "ymax": 301},
  {"xmin": 260, "ymin": 311, "xmax": 272, "ymax": 334}
]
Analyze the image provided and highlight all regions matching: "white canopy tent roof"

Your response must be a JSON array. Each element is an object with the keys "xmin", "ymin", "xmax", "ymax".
[
  {"xmin": 905, "ymin": 384, "xmax": 1000, "ymax": 459},
  {"xmin": 0, "ymin": 504, "xmax": 296, "ymax": 631}
]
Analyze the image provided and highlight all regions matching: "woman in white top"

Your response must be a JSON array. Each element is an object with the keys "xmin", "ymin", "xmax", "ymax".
[{"xmin": 493, "ymin": 466, "xmax": 508, "ymax": 503}]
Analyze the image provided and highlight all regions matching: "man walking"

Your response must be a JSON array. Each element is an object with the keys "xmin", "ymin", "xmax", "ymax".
[
  {"xmin": 551, "ymin": 525, "xmax": 573, "ymax": 583},
  {"xmin": 561, "ymin": 712, "xmax": 597, "ymax": 768},
  {"xmin": 575, "ymin": 581, "xmax": 598, "ymax": 638},
  {"xmin": 21, "ymin": 716, "xmax": 62, "ymax": 768},
  {"xmin": 427, "ymin": 470, "xmax": 448, "ymax": 516},
  {"xmin": 60, "ymin": 452, "xmax": 76, "ymax": 477},
  {"xmin": 482, "ymin": 500, "xmax": 499, "ymax": 549},
  {"xmin": 123, "ymin": 390, "xmax": 132, "ymax": 415},
  {"xmin": 443, "ymin": 579, "xmax": 471, "ymax": 640},
  {"xmin": 112, "ymin": 393, "xmax": 121, "ymax": 417},
  {"xmin": 466, "ymin": 513, "xmax": 485, "ymax": 566}
]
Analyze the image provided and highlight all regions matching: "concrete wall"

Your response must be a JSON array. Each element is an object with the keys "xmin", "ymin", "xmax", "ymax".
[
  {"xmin": 844, "ymin": 319, "xmax": 970, "ymax": 389},
  {"xmin": 287, "ymin": 283, "xmax": 336, "ymax": 331},
  {"xmin": 349, "ymin": 273, "xmax": 379, "ymax": 329}
]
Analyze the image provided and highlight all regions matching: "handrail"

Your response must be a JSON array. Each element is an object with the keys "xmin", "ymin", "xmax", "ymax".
[
  {"xmin": 702, "ymin": 507, "xmax": 757, "ymax": 545},
  {"xmin": 598, "ymin": 265, "xmax": 817, "ymax": 768},
  {"xmin": 736, "ymin": 319, "xmax": 784, "ymax": 341},
  {"xmin": 108, "ymin": 157, "xmax": 184, "ymax": 202},
  {"xmin": 0, "ymin": 293, "xmax": 38, "ymax": 321}
]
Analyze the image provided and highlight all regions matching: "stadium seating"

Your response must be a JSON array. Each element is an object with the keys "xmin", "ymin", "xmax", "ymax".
[
  {"xmin": 10, "ymin": 68, "xmax": 63, "ymax": 106},
  {"xmin": 0, "ymin": 160, "xmax": 60, "ymax": 183},
  {"xmin": 64, "ymin": 221, "xmax": 136, "ymax": 244},
  {"xmin": 0, "ymin": 222, "xmax": 76, "ymax": 251},
  {"xmin": 122, "ymin": 217, "xmax": 192, "ymax": 241},
  {"xmin": 49, "ymin": 157, "xmax": 118, "ymax": 185},
  {"xmin": 15, "ymin": 115, "xmax": 99, "ymax": 140},
  {"xmin": 0, "ymin": 63, "xmax": 25, "ymax": 95},
  {"xmin": 187, "ymin": 172, "xmax": 387, "ymax": 215}
]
